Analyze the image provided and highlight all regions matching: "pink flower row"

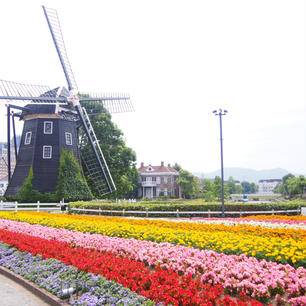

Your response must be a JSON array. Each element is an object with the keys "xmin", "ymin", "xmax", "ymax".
[
  {"xmin": 0, "ymin": 218, "xmax": 305, "ymax": 301},
  {"xmin": 288, "ymin": 296, "xmax": 306, "ymax": 306}
]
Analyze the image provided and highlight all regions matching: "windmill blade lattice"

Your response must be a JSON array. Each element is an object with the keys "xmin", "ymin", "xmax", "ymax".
[
  {"xmin": 43, "ymin": 5, "xmax": 118, "ymax": 195},
  {"xmin": 43, "ymin": 6, "xmax": 78, "ymax": 91},
  {"xmin": 79, "ymin": 92, "xmax": 134, "ymax": 114},
  {"xmin": 79, "ymin": 107, "xmax": 116, "ymax": 195},
  {"xmin": 0, "ymin": 80, "xmax": 67, "ymax": 103}
]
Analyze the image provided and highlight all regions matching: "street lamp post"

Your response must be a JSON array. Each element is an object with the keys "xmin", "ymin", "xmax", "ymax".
[{"xmin": 213, "ymin": 109, "xmax": 228, "ymax": 218}]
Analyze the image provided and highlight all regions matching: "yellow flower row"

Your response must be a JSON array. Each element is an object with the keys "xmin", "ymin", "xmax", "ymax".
[
  {"xmin": 58, "ymin": 212, "xmax": 306, "ymax": 241},
  {"xmin": 0, "ymin": 212, "xmax": 305, "ymax": 267}
]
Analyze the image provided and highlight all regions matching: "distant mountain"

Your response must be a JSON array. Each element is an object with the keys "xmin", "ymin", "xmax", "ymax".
[{"xmin": 193, "ymin": 167, "xmax": 294, "ymax": 183}]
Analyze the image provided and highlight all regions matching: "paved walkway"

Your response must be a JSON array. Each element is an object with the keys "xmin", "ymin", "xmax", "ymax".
[{"xmin": 0, "ymin": 274, "xmax": 50, "ymax": 306}]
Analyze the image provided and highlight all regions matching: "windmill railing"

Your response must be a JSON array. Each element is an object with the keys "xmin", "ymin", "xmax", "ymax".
[{"xmin": 0, "ymin": 201, "xmax": 68, "ymax": 212}]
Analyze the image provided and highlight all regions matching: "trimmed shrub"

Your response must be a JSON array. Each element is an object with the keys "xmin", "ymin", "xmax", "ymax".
[
  {"xmin": 69, "ymin": 199, "xmax": 304, "ymax": 217},
  {"xmin": 56, "ymin": 149, "xmax": 93, "ymax": 202},
  {"xmin": 17, "ymin": 167, "xmax": 41, "ymax": 203}
]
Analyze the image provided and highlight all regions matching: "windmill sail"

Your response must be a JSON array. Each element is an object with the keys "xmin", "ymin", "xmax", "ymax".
[
  {"xmin": 0, "ymin": 80, "xmax": 67, "ymax": 103},
  {"xmin": 43, "ymin": 6, "xmax": 118, "ymax": 196},
  {"xmin": 79, "ymin": 92, "xmax": 134, "ymax": 114},
  {"xmin": 42, "ymin": 6, "xmax": 77, "ymax": 91},
  {"xmin": 1, "ymin": 6, "xmax": 133, "ymax": 198},
  {"xmin": 78, "ymin": 107, "xmax": 116, "ymax": 195}
]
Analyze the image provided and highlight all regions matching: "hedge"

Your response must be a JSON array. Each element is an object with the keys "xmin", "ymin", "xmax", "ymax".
[{"xmin": 69, "ymin": 200, "xmax": 304, "ymax": 217}]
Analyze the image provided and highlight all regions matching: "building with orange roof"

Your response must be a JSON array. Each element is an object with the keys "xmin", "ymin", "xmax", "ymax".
[{"xmin": 138, "ymin": 161, "xmax": 181, "ymax": 199}]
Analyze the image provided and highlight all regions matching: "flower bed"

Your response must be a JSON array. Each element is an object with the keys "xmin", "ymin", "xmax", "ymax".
[
  {"xmin": 0, "ymin": 218, "xmax": 305, "ymax": 303},
  {"xmin": 242, "ymin": 215, "xmax": 306, "ymax": 222},
  {"xmin": 190, "ymin": 217, "xmax": 306, "ymax": 230},
  {"xmin": 0, "ymin": 212, "xmax": 304, "ymax": 267},
  {"xmin": 0, "ymin": 228, "xmax": 263, "ymax": 306},
  {"xmin": 0, "ymin": 242, "xmax": 154, "ymax": 305}
]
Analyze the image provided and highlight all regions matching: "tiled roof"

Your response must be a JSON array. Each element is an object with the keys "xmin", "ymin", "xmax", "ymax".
[{"xmin": 138, "ymin": 163, "xmax": 179, "ymax": 174}]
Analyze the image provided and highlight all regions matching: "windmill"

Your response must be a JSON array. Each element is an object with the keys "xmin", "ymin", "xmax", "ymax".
[{"xmin": 0, "ymin": 6, "xmax": 133, "ymax": 197}]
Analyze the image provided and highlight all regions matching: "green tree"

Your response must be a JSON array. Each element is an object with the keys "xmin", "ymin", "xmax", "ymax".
[
  {"xmin": 176, "ymin": 169, "xmax": 201, "ymax": 199},
  {"xmin": 201, "ymin": 179, "xmax": 215, "ymax": 201},
  {"xmin": 56, "ymin": 149, "xmax": 93, "ymax": 202},
  {"xmin": 287, "ymin": 176, "xmax": 306, "ymax": 198},
  {"xmin": 173, "ymin": 163, "xmax": 182, "ymax": 171},
  {"xmin": 235, "ymin": 184, "xmax": 243, "ymax": 194},
  {"xmin": 213, "ymin": 176, "xmax": 229, "ymax": 201},
  {"xmin": 18, "ymin": 167, "xmax": 40, "ymax": 203},
  {"xmin": 80, "ymin": 99, "xmax": 138, "ymax": 198},
  {"xmin": 276, "ymin": 173, "xmax": 295, "ymax": 197},
  {"xmin": 241, "ymin": 181, "xmax": 258, "ymax": 194},
  {"xmin": 227, "ymin": 176, "xmax": 237, "ymax": 194}
]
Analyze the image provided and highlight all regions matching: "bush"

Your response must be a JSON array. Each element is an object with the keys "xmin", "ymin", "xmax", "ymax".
[
  {"xmin": 69, "ymin": 199, "xmax": 304, "ymax": 217},
  {"xmin": 56, "ymin": 149, "xmax": 93, "ymax": 202},
  {"xmin": 16, "ymin": 167, "xmax": 57, "ymax": 203},
  {"xmin": 18, "ymin": 167, "xmax": 40, "ymax": 203}
]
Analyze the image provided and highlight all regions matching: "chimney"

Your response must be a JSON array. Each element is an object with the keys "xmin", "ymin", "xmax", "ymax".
[
  {"xmin": 161, "ymin": 161, "xmax": 164, "ymax": 167},
  {"xmin": 168, "ymin": 163, "xmax": 171, "ymax": 167},
  {"xmin": 141, "ymin": 162, "xmax": 144, "ymax": 167}
]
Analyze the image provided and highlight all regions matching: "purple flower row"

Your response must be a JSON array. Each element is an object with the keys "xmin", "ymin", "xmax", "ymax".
[
  {"xmin": 0, "ymin": 242, "xmax": 156, "ymax": 306},
  {"xmin": 0, "ymin": 218, "xmax": 305, "ymax": 301}
]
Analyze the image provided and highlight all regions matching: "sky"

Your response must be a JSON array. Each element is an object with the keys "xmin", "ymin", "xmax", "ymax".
[{"xmin": 0, "ymin": 0, "xmax": 305, "ymax": 175}]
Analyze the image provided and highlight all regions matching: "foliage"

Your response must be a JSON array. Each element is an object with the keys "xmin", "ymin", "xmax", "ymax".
[
  {"xmin": 56, "ymin": 149, "xmax": 93, "ymax": 202},
  {"xmin": 15, "ymin": 151, "xmax": 92, "ymax": 203},
  {"xmin": 172, "ymin": 163, "xmax": 182, "ymax": 171},
  {"xmin": 68, "ymin": 199, "xmax": 304, "ymax": 219},
  {"xmin": 227, "ymin": 176, "xmax": 243, "ymax": 194},
  {"xmin": 80, "ymin": 99, "xmax": 139, "ymax": 198},
  {"xmin": 17, "ymin": 167, "xmax": 57, "ymax": 203},
  {"xmin": 213, "ymin": 176, "xmax": 230, "ymax": 200},
  {"xmin": 201, "ymin": 179, "xmax": 215, "ymax": 201},
  {"xmin": 275, "ymin": 174, "xmax": 306, "ymax": 199},
  {"xmin": 176, "ymin": 169, "xmax": 201, "ymax": 199},
  {"xmin": 241, "ymin": 181, "xmax": 258, "ymax": 194},
  {"xmin": 201, "ymin": 176, "xmax": 230, "ymax": 201},
  {"xmin": 17, "ymin": 167, "xmax": 38, "ymax": 202}
]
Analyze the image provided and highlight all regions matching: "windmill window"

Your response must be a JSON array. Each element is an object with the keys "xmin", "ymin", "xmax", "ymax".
[
  {"xmin": 43, "ymin": 146, "xmax": 52, "ymax": 159},
  {"xmin": 65, "ymin": 132, "xmax": 72, "ymax": 145},
  {"xmin": 44, "ymin": 121, "xmax": 53, "ymax": 134},
  {"xmin": 24, "ymin": 132, "xmax": 32, "ymax": 145}
]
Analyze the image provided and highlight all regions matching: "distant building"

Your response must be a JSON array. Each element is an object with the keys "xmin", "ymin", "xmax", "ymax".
[
  {"xmin": 0, "ymin": 144, "xmax": 16, "ymax": 180},
  {"xmin": 258, "ymin": 179, "xmax": 281, "ymax": 194},
  {"xmin": 138, "ymin": 162, "xmax": 180, "ymax": 199},
  {"xmin": 0, "ymin": 176, "xmax": 8, "ymax": 196},
  {"xmin": 0, "ymin": 137, "xmax": 21, "ymax": 183}
]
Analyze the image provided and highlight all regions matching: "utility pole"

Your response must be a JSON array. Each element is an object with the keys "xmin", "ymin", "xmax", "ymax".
[{"xmin": 213, "ymin": 109, "xmax": 228, "ymax": 217}]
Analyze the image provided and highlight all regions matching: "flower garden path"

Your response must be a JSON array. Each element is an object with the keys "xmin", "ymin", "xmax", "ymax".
[{"xmin": 0, "ymin": 273, "xmax": 51, "ymax": 306}]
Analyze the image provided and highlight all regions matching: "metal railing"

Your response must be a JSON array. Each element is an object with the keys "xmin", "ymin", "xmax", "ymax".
[{"xmin": 141, "ymin": 181, "xmax": 157, "ymax": 187}]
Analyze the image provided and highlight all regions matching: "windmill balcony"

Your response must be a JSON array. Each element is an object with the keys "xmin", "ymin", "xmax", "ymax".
[{"xmin": 141, "ymin": 181, "xmax": 157, "ymax": 187}]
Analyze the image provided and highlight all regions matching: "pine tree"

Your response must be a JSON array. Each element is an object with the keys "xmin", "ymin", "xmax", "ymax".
[
  {"xmin": 56, "ymin": 149, "xmax": 93, "ymax": 202},
  {"xmin": 18, "ymin": 167, "xmax": 40, "ymax": 202}
]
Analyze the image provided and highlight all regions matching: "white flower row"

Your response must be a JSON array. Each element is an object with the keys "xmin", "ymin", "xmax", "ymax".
[{"xmin": 190, "ymin": 219, "xmax": 306, "ymax": 230}]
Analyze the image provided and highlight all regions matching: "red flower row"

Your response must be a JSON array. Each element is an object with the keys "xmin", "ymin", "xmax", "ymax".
[{"xmin": 0, "ymin": 229, "xmax": 264, "ymax": 306}]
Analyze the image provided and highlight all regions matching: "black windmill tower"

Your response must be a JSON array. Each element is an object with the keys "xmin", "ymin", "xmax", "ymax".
[{"xmin": 0, "ymin": 6, "xmax": 133, "ymax": 197}]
